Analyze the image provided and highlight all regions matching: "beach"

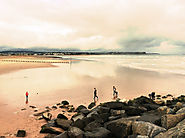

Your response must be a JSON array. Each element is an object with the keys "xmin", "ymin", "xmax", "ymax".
[{"xmin": 0, "ymin": 55, "xmax": 185, "ymax": 137}]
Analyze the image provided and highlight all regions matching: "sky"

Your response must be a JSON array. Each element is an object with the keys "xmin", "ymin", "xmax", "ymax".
[{"xmin": 0, "ymin": 0, "xmax": 185, "ymax": 54}]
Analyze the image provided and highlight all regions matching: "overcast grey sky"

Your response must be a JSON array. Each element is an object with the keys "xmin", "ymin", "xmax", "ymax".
[{"xmin": 0, "ymin": 0, "xmax": 185, "ymax": 53}]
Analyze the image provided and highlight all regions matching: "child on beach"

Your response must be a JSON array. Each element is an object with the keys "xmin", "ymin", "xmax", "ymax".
[
  {"xmin": 113, "ymin": 86, "xmax": 118, "ymax": 98},
  {"xmin": 25, "ymin": 91, "xmax": 29, "ymax": 104},
  {"xmin": 94, "ymin": 88, "xmax": 98, "ymax": 102}
]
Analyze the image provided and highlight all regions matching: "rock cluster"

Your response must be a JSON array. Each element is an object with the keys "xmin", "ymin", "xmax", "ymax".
[{"xmin": 33, "ymin": 95, "xmax": 185, "ymax": 138}]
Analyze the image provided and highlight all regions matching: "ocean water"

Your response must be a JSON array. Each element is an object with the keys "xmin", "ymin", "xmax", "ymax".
[
  {"xmin": 70, "ymin": 55, "xmax": 185, "ymax": 75},
  {"xmin": 0, "ymin": 55, "xmax": 185, "ymax": 107}
]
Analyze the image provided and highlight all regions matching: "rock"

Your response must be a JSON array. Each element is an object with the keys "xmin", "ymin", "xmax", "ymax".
[
  {"xmin": 34, "ymin": 109, "xmax": 38, "ymax": 112},
  {"xmin": 110, "ymin": 109, "xmax": 126, "ymax": 117},
  {"xmin": 96, "ymin": 106, "xmax": 110, "ymax": 114},
  {"xmin": 80, "ymin": 109, "xmax": 90, "ymax": 116},
  {"xmin": 161, "ymin": 113, "xmax": 185, "ymax": 129},
  {"xmin": 42, "ymin": 112, "xmax": 52, "ymax": 121},
  {"xmin": 84, "ymin": 127, "xmax": 112, "ymax": 138},
  {"xmin": 46, "ymin": 106, "xmax": 52, "ymax": 110},
  {"xmin": 84, "ymin": 121, "xmax": 102, "ymax": 131},
  {"xmin": 125, "ymin": 106, "xmax": 146, "ymax": 116},
  {"xmin": 142, "ymin": 104, "xmax": 160, "ymax": 111},
  {"xmin": 56, "ymin": 103, "xmax": 61, "ymax": 106},
  {"xmin": 72, "ymin": 116, "xmax": 94, "ymax": 130},
  {"xmin": 88, "ymin": 102, "xmax": 96, "ymax": 109},
  {"xmin": 101, "ymin": 101, "xmax": 126, "ymax": 110},
  {"xmin": 157, "ymin": 106, "xmax": 173, "ymax": 115},
  {"xmin": 173, "ymin": 102, "xmax": 183, "ymax": 112},
  {"xmin": 21, "ymin": 108, "xmax": 26, "ymax": 111},
  {"xmin": 16, "ymin": 130, "xmax": 26, "ymax": 137},
  {"xmin": 0, "ymin": 136, "xmax": 5, "ymax": 138},
  {"xmin": 72, "ymin": 119, "xmax": 86, "ymax": 130},
  {"xmin": 52, "ymin": 106, "xmax": 57, "ymax": 109},
  {"xmin": 44, "ymin": 134, "xmax": 57, "ymax": 138},
  {"xmin": 87, "ymin": 110, "xmax": 98, "ymax": 118},
  {"xmin": 176, "ymin": 107, "xmax": 185, "ymax": 114},
  {"xmin": 61, "ymin": 100, "xmax": 69, "ymax": 105},
  {"xmin": 132, "ymin": 96, "xmax": 156, "ymax": 105},
  {"xmin": 155, "ymin": 100, "xmax": 165, "ymax": 106},
  {"xmin": 68, "ymin": 127, "xmax": 84, "ymax": 138},
  {"xmin": 57, "ymin": 114, "xmax": 68, "ymax": 120},
  {"xmin": 132, "ymin": 121, "xmax": 166, "ymax": 138},
  {"xmin": 137, "ymin": 110, "xmax": 161, "ymax": 126},
  {"xmin": 55, "ymin": 119, "xmax": 72, "ymax": 130},
  {"xmin": 75, "ymin": 105, "xmax": 87, "ymax": 113},
  {"xmin": 128, "ymin": 135, "xmax": 149, "ymax": 138},
  {"xmin": 71, "ymin": 113, "xmax": 85, "ymax": 122},
  {"xmin": 104, "ymin": 116, "xmax": 140, "ymax": 138},
  {"xmin": 91, "ymin": 113, "xmax": 110, "ymax": 124},
  {"xmin": 155, "ymin": 119, "xmax": 185, "ymax": 138},
  {"xmin": 29, "ymin": 105, "xmax": 36, "ymax": 108},
  {"xmin": 33, "ymin": 110, "xmax": 50, "ymax": 116},
  {"xmin": 108, "ymin": 115, "xmax": 122, "ymax": 121},
  {"xmin": 68, "ymin": 107, "xmax": 75, "ymax": 112},
  {"xmin": 45, "ymin": 119, "xmax": 57, "ymax": 127},
  {"xmin": 54, "ymin": 131, "xmax": 68, "ymax": 138},
  {"xmin": 40, "ymin": 125, "xmax": 62, "ymax": 135}
]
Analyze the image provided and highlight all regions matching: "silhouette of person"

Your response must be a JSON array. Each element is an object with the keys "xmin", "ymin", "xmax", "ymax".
[
  {"xmin": 25, "ymin": 91, "xmax": 29, "ymax": 104},
  {"xmin": 113, "ymin": 86, "xmax": 118, "ymax": 98},
  {"xmin": 93, "ymin": 88, "xmax": 98, "ymax": 102}
]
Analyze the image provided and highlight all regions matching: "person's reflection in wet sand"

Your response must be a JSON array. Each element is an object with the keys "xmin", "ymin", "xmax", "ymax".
[
  {"xmin": 25, "ymin": 91, "xmax": 29, "ymax": 104},
  {"xmin": 26, "ymin": 98, "xmax": 28, "ymax": 104}
]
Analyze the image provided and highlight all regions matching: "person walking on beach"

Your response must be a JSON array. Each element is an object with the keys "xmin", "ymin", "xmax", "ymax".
[
  {"xmin": 25, "ymin": 91, "xmax": 29, "ymax": 104},
  {"xmin": 113, "ymin": 86, "xmax": 118, "ymax": 98},
  {"xmin": 93, "ymin": 88, "xmax": 98, "ymax": 102}
]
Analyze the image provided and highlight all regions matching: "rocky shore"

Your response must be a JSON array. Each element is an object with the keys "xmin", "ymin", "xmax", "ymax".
[{"xmin": 4, "ymin": 94, "xmax": 185, "ymax": 138}]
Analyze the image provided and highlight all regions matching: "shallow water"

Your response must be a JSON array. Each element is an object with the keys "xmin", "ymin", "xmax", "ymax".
[{"xmin": 0, "ymin": 55, "xmax": 185, "ymax": 107}]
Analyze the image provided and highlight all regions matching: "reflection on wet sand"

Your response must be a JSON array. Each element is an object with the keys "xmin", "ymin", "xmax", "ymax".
[{"xmin": 0, "ymin": 56, "xmax": 185, "ymax": 108}]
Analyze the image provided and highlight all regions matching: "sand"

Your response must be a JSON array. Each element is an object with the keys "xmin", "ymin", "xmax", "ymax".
[{"xmin": 0, "ymin": 56, "xmax": 71, "ymax": 137}]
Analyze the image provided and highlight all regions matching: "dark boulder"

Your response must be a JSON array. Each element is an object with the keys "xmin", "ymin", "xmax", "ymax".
[
  {"xmin": 84, "ymin": 121, "xmax": 102, "ymax": 131},
  {"xmin": 137, "ymin": 110, "xmax": 162, "ymax": 126},
  {"xmin": 84, "ymin": 127, "xmax": 112, "ymax": 138},
  {"xmin": 72, "ymin": 119, "xmax": 86, "ymax": 130},
  {"xmin": 54, "ymin": 131, "xmax": 68, "ymax": 138},
  {"xmin": 104, "ymin": 117, "xmax": 139, "ymax": 138},
  {"xmin": 44, "ymin": 134, "xmax": 57, "ymax": 138},
  {"xmin": 101, "ymin": 101, "xmax": 127, "ymax": 110},
  {"xmin": 52, "ymin": 106, "xmax": 57, "ymax": 109},
  {"xmin": 91, "ymin": 113, "xmax": 110, "ymax": 124},
  {"xmin": 142, "ymin": 104, "xmax": 160, "ymax": 111},
  {"xmin": 110, "ymin": 109, "xmax": 126, "ymax": 117},
  {"xmin": 88, "ymin": 102, "xmax": 96, "ymax": 109},
  {"xmin": 75, "ymin": 105, "xmax": 87, "ymax": 113},
  {"xmin": 155, "ymin": 119, "xmax": 185, "ymax": 138},
  {"xmin": 125, "ymin": 106, "xmax": 146, "ymax": 116},
  {"xmin": 71, "ymin": 113, "xmax": 85, "ymax": 122},
  {"xmin": 161, "ymin": 113, "xmax": 185, "ymax": 129},
  {"xmin": 40, "ymin": 125, "xmax": 62, "ymax": 135},
  {"xmin": 80, "ymin": 109, "xmax": 90, "ymax": 116},
  {"xmin": 132, "ymin": 96, "xmax": 156, "ymax": 105},
  {"xmin": 68, "ymin": 127, "xmax": 84, "ymax": 138},
  {"xmin": 57, "ymin": 114, "xmax": 68, "ymax": 120},
  {"xmin": 16, "ymin": 130, "xmax": 26, "ymax": 137},
  {"xmin": 61, "ymin": 100, "xmax": 69, "ymax": 105},
  {"xmin": 132, "ymin": 121, "xmax": 166, "ymax": 138},
  {"xmin": 97, "ymin": 106, "xmax": 110, "ymax": 114},
  {"xmin": 42, "ymin": 112, "xmax": 52, "ymax": 121},
  {"xmin": 55, "ymin": 119, "xmax": 72, "ymax": 130}
]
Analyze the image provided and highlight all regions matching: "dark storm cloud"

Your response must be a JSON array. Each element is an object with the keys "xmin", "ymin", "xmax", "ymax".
[
  {"xmin": 118, "ymin": 36, "xmax": 165, "ymax": 51},
  {"xmin": 170, "ymin": 40, "xmax": 185, "ymax": 47}
]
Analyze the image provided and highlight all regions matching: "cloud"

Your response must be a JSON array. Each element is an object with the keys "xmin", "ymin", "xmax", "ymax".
[{"xmin": 0, "ymin": 0, "xmax": 185, "ymax": 53}]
